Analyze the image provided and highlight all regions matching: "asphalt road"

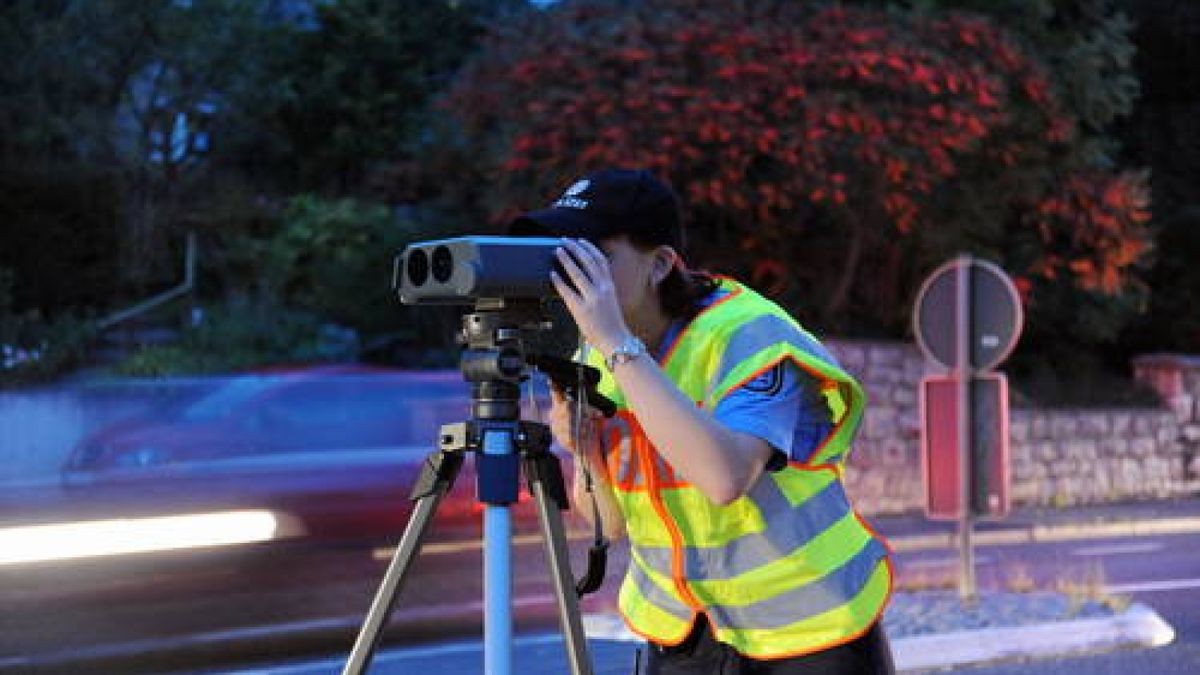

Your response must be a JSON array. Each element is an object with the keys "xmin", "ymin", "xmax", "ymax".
[
  {"xmin": 5, "ymin": 503, "xmax": 1199, "ymax": 674},
  {"xmin": 905, "ymin": 530, "xmax": 1200, "ymax": 674},
  {"xmin": 0, "ymin": 513, "xmax": 591, "ymax": 674},
  {"xmin": 235, "ymin": 526, "xmax": 1200, "ymax": 675}
]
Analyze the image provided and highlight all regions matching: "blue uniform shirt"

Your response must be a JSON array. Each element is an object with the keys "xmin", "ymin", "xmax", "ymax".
[
  {"xmin": 713, "ymin": 362, "xmax": 834, "ymax": 467},
  {"xmin": 656, "ymin": 292, "xmax": 836, "ymax": 467}
]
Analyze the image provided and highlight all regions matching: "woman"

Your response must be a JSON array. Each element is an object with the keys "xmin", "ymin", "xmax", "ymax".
[{"xmin": 512, "ymin": 168, "xmax": 895, "ymax": 674}]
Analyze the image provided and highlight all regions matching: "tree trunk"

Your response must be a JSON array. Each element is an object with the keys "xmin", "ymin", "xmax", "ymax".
[{"xmin": 824, "ymin": 218, "xmax": 865, "ymax": 325}]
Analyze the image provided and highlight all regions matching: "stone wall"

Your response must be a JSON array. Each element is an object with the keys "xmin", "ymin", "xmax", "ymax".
[
  {"xmin": 826, "ymin": 340, "xmax": 928, "ymax": 515},
  {"xmin": 1008, "ymin": 408, "xmax": 1184, "ymax": 507},
  {"xmin": 1133, "ymin": 354, "xmax": 1200, "ymax": 486},
  {"xmin": 827, "ymin": 340, "xmax": 1200, "ymax": 516}
]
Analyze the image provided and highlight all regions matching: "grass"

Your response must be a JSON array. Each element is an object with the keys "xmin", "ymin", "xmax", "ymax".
[
  {"xmin": 1054, "ymin": 560, "xmax": 1133, "ymax": 616},
  {"xmin": 894, "ymin": 555, "xmax": 1133, "ymax": 617}
]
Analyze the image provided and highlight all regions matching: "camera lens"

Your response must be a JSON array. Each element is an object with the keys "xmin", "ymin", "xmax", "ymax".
[
  {"xmin": 432, "ymin": 245, "xmax": 453, "ymax": 283},
  {"xmin": 406, "ymin": 248, "xmax": 429, "ymax": 287}
]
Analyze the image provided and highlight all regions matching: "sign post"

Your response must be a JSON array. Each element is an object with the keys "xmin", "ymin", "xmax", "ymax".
[{"xmin": 914, "ymin": 255, "xmax": 1023, "ymax": 602}]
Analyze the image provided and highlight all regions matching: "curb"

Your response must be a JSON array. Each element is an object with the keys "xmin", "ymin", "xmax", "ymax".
[
  {"xmin": 889, "ymin": 602, "xmax": 1175, "ymax": 671},
  {"xmin": 583, "ymin": 604, "xmax": 1176, "ymax": 672}
]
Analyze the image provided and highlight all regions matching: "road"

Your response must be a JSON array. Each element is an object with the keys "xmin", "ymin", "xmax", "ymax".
[
  {"xmin": 4, "ymin": 507, "xmax": 1198, "ymax": 674},
  {"xmin": 0, "ymin": 510, "xmax": 596, "ymax": 674},
  {"xmin": 261, "ymin": 525, "xmax": 1200, "ymax": 675},
  {"xmin": 899, "ymin": 530, "xmax": 1200, "ymax": 674}
]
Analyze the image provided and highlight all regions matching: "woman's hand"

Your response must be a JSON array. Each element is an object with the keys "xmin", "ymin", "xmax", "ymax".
[{"xmin": 550, "ymin": 238, "xmax": 630, "ymax": 356}]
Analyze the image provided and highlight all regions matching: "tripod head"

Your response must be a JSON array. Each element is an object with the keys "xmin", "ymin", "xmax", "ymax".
[
  {"xmin": 458, "ymin": 298, "xmax": 617, "ymax": 420},
  {"xmin": 457, "ymin": 298, "xmax": 546, "ymax": 422}
]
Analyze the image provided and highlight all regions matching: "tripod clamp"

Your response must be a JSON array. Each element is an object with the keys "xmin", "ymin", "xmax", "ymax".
[{"xmin": 431, "ymin": 419, "xmax": 568, "ymax": 510}]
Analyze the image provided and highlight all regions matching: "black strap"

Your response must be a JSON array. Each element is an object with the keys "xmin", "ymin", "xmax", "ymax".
[
  {"xmin": 574, "ymin": 531, "xmax": 609, "ymax": 597},
  {"xmin": 571, "ymin": 346, "xmax": 609, "ymax": 597}
]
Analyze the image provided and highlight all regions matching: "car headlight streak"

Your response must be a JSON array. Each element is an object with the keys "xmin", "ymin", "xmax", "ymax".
[{"xmin": 0, "ymin": 509, "xmax": 283, "ymax": 565}]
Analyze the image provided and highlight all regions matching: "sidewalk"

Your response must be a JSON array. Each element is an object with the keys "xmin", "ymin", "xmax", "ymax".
[{"xmin": 230, "ymin": 497, "xmax": 1197, "ymax": 675}]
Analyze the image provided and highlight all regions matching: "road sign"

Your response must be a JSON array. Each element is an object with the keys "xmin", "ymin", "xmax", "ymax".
[
  {"xmin": 920, "ymin": 373, "xmax": 1011, "ymax": 520},
  {"xmin": 913, "ymin": 257, "xmax": 1023, "ymax": 371},
  {"xmin": 913, "ymin": 255, "xmax": 1022, "ymax": 600}
]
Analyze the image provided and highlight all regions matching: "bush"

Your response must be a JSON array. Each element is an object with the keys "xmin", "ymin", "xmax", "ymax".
[
  {"xmin": 1, "ymin": 267, "xmax": 97, "ymax": 387},
  {"xmin": 110, "ymin": 303, "xmax": 349, "ymax": 377},
  {"xmin": 262, "ymin": 195, "xmax": 411, "ymax": 334},
  {"xmin": 1007, "ymin": 348, "xmax": 1161, "ymax": 408},
  {"xmin": 1123, "ymin": 206, "xmax": 1200, "ymax": 353}
]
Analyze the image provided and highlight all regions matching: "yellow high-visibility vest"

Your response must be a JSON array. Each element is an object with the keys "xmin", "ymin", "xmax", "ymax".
[{"xmin": 586, "ymin": 278, "xmax": 892, "ymax": 659}]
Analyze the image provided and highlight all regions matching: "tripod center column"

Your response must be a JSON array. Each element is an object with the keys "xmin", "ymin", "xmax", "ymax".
[{"xmin": 481, "ymin": 428, "xmax": 516, "ymax": 675}]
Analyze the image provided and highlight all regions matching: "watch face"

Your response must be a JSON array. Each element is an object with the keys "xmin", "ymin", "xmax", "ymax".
[{"xmin": 605, "ymin": 336, "xmax": 647, "ymax": 371}]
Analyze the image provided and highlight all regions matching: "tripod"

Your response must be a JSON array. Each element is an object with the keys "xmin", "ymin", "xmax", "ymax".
[{"xmin": 343, "ymin": 299, "xmax": 594, "ymax": 675}]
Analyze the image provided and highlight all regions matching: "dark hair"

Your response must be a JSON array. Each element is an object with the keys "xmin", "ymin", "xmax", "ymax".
[
  {"xmin": 624, "ymin": 230, "xmax": 718, "ymax": 320},
  {"xmin": 659, "ymin": 265, "xmax": 720, "ymax": 321}
]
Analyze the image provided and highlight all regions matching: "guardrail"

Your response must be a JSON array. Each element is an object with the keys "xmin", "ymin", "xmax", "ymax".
[{"xmin": 97, "ymin": 231, "xmax": 197, "ymax": 331}]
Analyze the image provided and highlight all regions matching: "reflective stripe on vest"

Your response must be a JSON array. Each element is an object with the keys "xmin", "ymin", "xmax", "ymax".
[
  {"xmin": 628, "ymin": 536, "xmax": 890, "ymax": 630},
  {"xmin": 590, "ymin": 279, "xmax": 892, "ymax": 659}
]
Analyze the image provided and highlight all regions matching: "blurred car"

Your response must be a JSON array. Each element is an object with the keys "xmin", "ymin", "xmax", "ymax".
[
  {"xmin": 59, "ymin": 364, "xmax": 549, "ymax": 542},
  {"xmin": 3, "ymin": 365, "xmax": 584, "ymax": 672}
]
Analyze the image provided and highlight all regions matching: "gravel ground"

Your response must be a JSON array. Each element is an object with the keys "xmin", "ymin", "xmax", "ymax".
[{"xmin": 882, "ymin": 590, "xmax": 1119, "ymax": 638}]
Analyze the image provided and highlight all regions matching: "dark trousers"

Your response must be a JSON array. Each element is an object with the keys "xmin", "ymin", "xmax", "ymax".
[{"xmin": 645, "ymin": 619, "xmax": 896, "ymax": 675}]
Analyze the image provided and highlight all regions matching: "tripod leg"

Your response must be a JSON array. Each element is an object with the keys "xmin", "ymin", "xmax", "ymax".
[
  {"xmin": 525, "ymin": 453, "xmax": 594, "ymax": 675},
  {"xmin": 343, "ymin": 450, "xmax": 463, "ymax": 675}
]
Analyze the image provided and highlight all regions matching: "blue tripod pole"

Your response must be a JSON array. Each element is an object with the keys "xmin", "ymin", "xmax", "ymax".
[{"xmin": 480, "ymin": 428, "xmax": 519, "ymax": 675}]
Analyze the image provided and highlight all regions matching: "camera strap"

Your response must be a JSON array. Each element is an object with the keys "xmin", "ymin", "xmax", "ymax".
[{"xmin": 573, "ymin": 343, "xmax": 609, "ymax": 597}]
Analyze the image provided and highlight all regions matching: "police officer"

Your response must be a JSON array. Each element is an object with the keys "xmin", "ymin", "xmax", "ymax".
[{"xmin": 512, "ymin": 168, "xmax": 895, "ymax": 674}]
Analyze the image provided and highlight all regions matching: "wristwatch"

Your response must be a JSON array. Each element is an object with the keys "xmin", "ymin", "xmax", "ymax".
[{"xmin": 604, "ymin": 334, "xmax": 648, "ymax": 371}]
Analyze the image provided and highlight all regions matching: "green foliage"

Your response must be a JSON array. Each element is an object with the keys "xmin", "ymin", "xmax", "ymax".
[
  {"xmin": 1, "ymin": 268, "xmax": 97, "ymax": 388},
  {"xmin": 3, "ymin": 0, "xmax": 1193, "ymax": 390},
  {"xmin": 1116, "ymin": 0, "xmax": 1200, "ymax": 244},
  {"xmin": 900, "ymin": 0, "xmax": 1139, "ymax": 140},
  {"xmin": 263, "ymin": 195, "xmax": 415, "ymax": 334},
  {"xmin": 110, "ymin": 303, "xmax": 338, "ymax": 377},
  {"xmin": 246, "ymin": 0, "xmax": 505, "ymax": 194},
  {"xmin": 0, "ymin": 162, "xmax": 122, "ymax": 311},
  {"xmin": 1008, "ymin": 279, "xmax": 1160, "ymax": 407},
  {"xmin": 0, "ymin": 0, "xmax": 285, "ymax": 288},
  {"xmin": 193, "ymin": 192, "xmax": 466, "ymax": 358},
  {"xmin": 0, "ymin": 0, "xmax": 116, "ymax": 161},
  {"xmin": 0, "ymin": 172, "xmax": 105, "ymax": 384},
  {"xmin": 1121, "ymin": 206, "xmax": 1200, "ymax": 353}
]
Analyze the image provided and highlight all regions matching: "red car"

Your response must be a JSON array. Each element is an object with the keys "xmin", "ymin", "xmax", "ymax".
[
  {"xmin": 59, "ymin": 364, "xmax": 547, "ymax": 541},
  {"xmin": 2, "ymin": 365, "xmax": 581, "ymax": 672}
]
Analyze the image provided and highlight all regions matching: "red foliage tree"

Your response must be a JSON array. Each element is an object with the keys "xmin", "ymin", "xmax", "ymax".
[
  {"xmin": 436, "ymin": 0, "xmax": 1150, "ymax": 333},
  {"xmin": 1026, "ymin": 169, "xmax": 1151, "ymax": 294}
]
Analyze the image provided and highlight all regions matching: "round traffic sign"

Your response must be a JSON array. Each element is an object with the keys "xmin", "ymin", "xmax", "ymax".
[{"xmin": 913, "ymin": 256, "xmax": 1023, "ymax": 371}]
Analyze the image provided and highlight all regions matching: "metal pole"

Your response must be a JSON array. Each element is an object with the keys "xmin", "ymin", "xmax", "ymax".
[
  {"xmin": 482, "ymin": 430, "xmax": 514, "ymax": 675},
  {"xmin": 955, "ymin": 255, "xmax": 977, "ymax": 602}
]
